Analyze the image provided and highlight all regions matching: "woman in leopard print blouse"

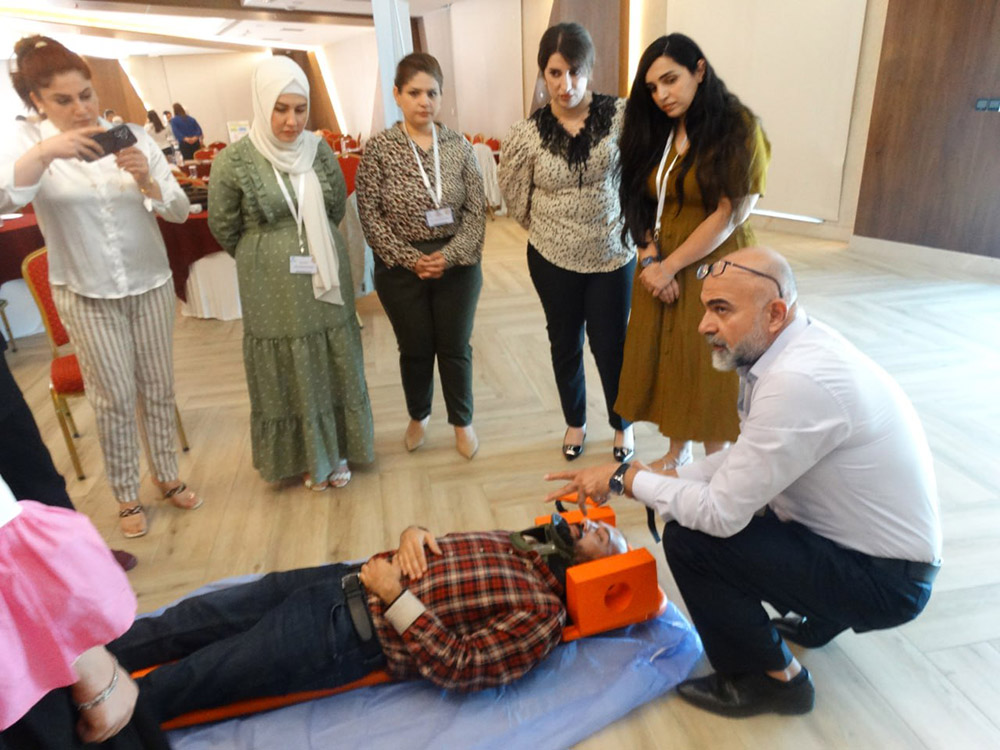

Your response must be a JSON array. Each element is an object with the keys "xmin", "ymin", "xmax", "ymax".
[
  {"xmin": 356, "ymin": 53, "xmax": 486, "ymax": 459},
  {"xmin": 499, "ymin": 23, "xmax": 636, "ymax": 463}
]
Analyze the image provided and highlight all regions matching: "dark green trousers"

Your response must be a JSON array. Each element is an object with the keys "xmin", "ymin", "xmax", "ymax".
[{"xmin": 374, "ymin": 241, "xmax": 482, "ymax": 426}]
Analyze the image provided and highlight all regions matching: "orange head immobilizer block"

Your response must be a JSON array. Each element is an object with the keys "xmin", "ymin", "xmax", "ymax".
[{"xmin": 535, "ymin": 494, "xmax": 668, "ymax": 641}]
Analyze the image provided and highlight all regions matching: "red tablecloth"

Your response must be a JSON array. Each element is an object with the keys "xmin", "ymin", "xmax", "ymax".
[
  {"xmin": 157, "ymin": 211, "xmax": 224, "ymax": 302},
  {"xmin": 0, "ymin": 213, "xmax": 45, "ymax": 285},
  {"xmin": 0, "ymin": 210, "xmax": 222, "ymax": 303}
]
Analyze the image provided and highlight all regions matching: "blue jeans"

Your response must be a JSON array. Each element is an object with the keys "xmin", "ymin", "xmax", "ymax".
[{"xmin": 109, "ymin": 564, "xmax": 386, "ymax": 721}]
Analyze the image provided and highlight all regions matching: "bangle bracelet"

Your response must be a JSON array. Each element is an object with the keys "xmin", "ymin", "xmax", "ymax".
[
  {"xmin": 75, "ymin": 661, "xmax": 119, "ymax": 711},
  {"xmin": 640, "ymin": 255, "xmax": 660, "ymax": 268}
]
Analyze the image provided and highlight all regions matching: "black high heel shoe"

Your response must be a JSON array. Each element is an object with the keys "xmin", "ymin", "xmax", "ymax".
[
  {"xmin": 612, "ymin": 428, "xmax": 634, "ymax": 462},
  {"xmin": 562, "ymin": 426, "xmax": 586, "ymax": 461},
  {"xmin": 613, "ymin": 446, "xmax": 635, "ymax": 462}
]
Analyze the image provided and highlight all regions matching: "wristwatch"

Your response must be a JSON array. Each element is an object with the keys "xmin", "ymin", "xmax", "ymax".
[
  {"xmin": 609, "ymin": 461, "xmax": 631, "ymax": 496},
  {"xmin": 640, "ymin": 255, "xmax": 660, "ymax": 268}
]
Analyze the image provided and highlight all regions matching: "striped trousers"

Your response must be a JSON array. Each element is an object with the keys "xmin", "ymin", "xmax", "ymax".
[{"xmin": 51, "ymin": 281, "xmax": 180, "ymax": 504}]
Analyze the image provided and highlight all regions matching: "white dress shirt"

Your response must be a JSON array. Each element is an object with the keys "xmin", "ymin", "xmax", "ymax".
[
  {"xmin": 0, "ymin": 119, "xmax": 189, "ymax": 298},
  {"xmin": 632, "ymin": 313, "xmax": 942, "ymax": 563}
]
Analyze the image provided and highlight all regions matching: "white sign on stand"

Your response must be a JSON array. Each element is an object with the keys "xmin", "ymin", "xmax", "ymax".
[{"xmin": 226, "ymin": 120, "xmax": 251, "ymax": 143}]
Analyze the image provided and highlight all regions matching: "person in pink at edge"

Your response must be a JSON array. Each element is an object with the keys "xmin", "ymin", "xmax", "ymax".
[{"xmin": 0, "ymin": 476, "xmax": 169, "ymax": 749}]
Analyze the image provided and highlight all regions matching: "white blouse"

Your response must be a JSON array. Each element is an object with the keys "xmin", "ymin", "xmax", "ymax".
[{"xmin": 0, "ymin": 118, "xmax": 190, "ymax": 298}]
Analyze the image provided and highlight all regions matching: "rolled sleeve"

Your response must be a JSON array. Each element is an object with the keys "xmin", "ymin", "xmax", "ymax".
[{"xmin": 384, "ymin": 589, "xmax": 426, "ymax": 634}]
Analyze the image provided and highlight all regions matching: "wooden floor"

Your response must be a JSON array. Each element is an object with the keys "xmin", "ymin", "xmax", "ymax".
[{"xmin": 7, "ymin": 218, "xmax": 1000, "ymax": 749}]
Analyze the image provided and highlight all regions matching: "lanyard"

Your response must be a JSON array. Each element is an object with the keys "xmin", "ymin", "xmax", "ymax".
[
  {"xmin": 273, "ymin": 166, "xmax": 307, "ymax": 253},
  {"xmin": 653, "ymin": 128, "xmax": 688, "ymax": 242},
  {"xmin": 405, "ymin": 121, "xmax": 442, "ymax": 208}
]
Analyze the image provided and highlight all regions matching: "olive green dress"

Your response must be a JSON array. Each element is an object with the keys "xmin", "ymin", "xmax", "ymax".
[
  {"xmin": 208, "ymin": 137, "xmax": 374, "ymax": 482},
  {"xmin": 615, "ymin": 121, "xmax": 770, "ymax": 443}
]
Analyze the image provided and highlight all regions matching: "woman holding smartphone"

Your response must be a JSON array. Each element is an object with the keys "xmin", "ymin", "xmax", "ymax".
[{"xmin": 0, "ymin": 36, "xmax": 203, "ymax": 538}]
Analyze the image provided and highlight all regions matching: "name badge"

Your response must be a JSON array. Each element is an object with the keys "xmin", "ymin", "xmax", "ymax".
[
  {"xmin": 290, "ymin": 255, "xmax": 318, "ymax": 274},
  {"xmin": 425, "ymin": 207, "xmax": 454, "ymax": 228}
]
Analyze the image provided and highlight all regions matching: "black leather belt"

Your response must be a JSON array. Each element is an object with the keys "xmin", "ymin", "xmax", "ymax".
[
  {"xmin": 870, "ymin": 556, "xmax": 940, "ymax": 584},
  {"xmin": 341, "ymin": 571, "xmax": 376, "ymax": 643}
]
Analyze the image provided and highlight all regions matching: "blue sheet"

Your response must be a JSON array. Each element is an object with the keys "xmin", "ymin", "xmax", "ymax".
[{"xmin": 145, "ymin": 576, "xmax": 702, "ymax": 750}]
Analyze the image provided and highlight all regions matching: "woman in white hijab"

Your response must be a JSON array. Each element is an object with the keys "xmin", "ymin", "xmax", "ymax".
[{"xmin": 208, "ymin": 55, "xmax": 373, "ymax": 490}]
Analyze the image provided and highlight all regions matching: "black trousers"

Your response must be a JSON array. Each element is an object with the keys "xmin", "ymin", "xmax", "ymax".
[
  {"xmin": 663, "ymin": 510, "xmax": 934, "ymax": 674},
  {"xmin": 526, "ymin": 245, "xmax": 633, "ymax": 430},
  {"xmin": 0, "ymin": 346, "xmax": 73, "ymax": 509},
  {"xmin": 374, "ymin": 243, "xmax": 482, "ymax": 427}
]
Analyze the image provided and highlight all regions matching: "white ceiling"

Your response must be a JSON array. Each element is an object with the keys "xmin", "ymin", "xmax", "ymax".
[{"xmin": 0, "ymin": 0, "xmax": 458, "ymax": 59}]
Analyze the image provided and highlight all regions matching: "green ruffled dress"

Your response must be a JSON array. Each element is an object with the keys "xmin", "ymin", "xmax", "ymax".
[{"xmin": 208, "ymin": 138, "xmax": 374, "ymax": 482}]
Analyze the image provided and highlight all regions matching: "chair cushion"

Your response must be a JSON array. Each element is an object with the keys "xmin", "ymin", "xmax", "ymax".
[{"xmin": 51, "ymin": 354, "xmax": 84, "ymax": 395}]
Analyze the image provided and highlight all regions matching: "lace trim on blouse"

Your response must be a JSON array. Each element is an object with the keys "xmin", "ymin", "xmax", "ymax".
[{"xmin": 531, "ymin": 93, "xmax": 616, "ymax": 186}]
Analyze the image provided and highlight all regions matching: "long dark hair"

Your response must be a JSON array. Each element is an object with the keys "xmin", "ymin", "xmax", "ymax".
[
  {"xmin": 619, "ymin": 33, "xmax": 756, "ymax": 245},
  {"xmin": 172, "ymin": 102, "xmax": 187, "ymax": 117},
  {"xmin": 147, "ymin": 109, "xmax": 164, "ymax": 132},
  {"xmin": 10, "ymin": 35, "xmax": 91, "ymax": 111}
]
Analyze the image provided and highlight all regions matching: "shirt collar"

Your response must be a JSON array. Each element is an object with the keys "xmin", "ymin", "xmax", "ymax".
[{"xmin": 739, "ymin": 310, "xmax": 809, "ymax": 383}]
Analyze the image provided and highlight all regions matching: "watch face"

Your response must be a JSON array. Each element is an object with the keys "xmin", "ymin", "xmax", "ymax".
[{"xmin": 609, "ymin": 462, "xmax": 630, "ymax": 495}]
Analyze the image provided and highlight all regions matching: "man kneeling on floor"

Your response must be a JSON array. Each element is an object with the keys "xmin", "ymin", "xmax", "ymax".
[
  {"xmin": 547, "ymin": 247, "xmax": 941, "ymax": 718},
  {"xmin": 109, "ymin": 517, "xmax": 627, "ymax": 721}
]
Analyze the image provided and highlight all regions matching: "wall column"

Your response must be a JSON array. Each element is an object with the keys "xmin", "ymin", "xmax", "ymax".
[{"xmin": 372, "ymin": 0, "xmax": 413, "ymax": 128}]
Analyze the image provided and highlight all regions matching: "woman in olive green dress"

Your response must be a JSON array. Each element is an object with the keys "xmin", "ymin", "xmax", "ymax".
[
  {"xmin": 616, "ymin": 34, "xmax": 770, "ymax": 470},
  {"xmin": 208, "ymin": 56, "xmax": 373, "ymax": 489}
]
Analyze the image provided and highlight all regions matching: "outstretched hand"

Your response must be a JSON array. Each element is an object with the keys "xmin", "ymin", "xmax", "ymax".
[
  {"xmin": 543, "ymin": 463, "xmax": 620, "ymax": 513},
  {"xmin": 395, "ymin": 525, "xmax": 442, "ymax": 580}
]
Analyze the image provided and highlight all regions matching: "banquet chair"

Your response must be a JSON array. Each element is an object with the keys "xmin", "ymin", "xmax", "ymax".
[
  {"xmin": 208, "ymin": 141, "xmax": 227, "ymax": 151},
  {"xmin": 0, "ymin": 299, "xmax": 15, "ymax": 352},
  {"xmin": 337, "ymin": 153, "xmax": 361, "ymax": 195},
  {"xmin": 21, "ymin": 248, "xmax": 189, "ymax": 480},
  {"xmin": 193, "ymin": 148, "xmax": 215, "ymax": 161}
]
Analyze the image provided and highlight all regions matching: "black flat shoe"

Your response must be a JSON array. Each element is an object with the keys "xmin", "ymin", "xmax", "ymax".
[
  {"xmin": 562, "ymin": 427, "xmax": 586, "ymax": 461},
  {"xmin": 772, "ymin": 614, "xmax": 844, "ymax": 648},
  {"xmin": 676, "ymin": 669, "xmax": 815, "ymax": 718},
  {"xmin": 613, "ymin": 446, "xmax": 634, "ymax": 462}
]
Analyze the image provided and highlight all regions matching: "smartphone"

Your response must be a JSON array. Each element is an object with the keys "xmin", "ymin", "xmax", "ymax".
[{"xmin": 88, "ymin": 124, "xmax": 138, "ymax": 160}]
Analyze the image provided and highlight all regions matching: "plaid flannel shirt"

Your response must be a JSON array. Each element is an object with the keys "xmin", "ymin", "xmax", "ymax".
[{"xmin": 366, "ymin": 530, "xmax": 566, "ymax": 692}]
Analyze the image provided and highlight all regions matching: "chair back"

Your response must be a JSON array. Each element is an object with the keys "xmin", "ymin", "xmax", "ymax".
[
  {"xmin": 21, "ymin": 248, "xmax": 70, "ymax": 353},
  {"xmin": 193, "ymin": 149, "xmax": 215, "ymax": 160},
  {"xmin": 208, "ymin": 141, "xmax": 227, "ymax": 151},
  {"xmin": 337, "ymin": 153, "xmax": 361, "ymax": 195}
]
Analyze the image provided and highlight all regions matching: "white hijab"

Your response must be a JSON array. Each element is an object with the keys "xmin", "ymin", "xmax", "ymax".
[{"xmin": 249, "ymin": 55, "xmax": 342, "ymax": 305}]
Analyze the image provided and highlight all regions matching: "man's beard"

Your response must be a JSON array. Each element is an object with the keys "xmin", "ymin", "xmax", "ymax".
[{"xmin": 707, "ymin": 325, "xmax": 770, "ymax": 371}]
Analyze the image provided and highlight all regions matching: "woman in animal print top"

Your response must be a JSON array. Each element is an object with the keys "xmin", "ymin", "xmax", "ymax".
[
  {"xmin": 356, "ymin": 53, "xmax": 486, "ymax": 459},
  {"xmin": 499, "ymin": 23, "xmax": 636, "ymax": 464}
]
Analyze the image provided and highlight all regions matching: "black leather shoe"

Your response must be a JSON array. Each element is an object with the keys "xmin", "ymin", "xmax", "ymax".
[
  {"xmin": 676, "ymin": 669, "xmax": 815, "ymax": 717},
  {"xmin": 612, "ymin": 446, "xmax": 634, "ymax": 462},
  {"xmin": 772, "ymin": 615, "xmax": 842, "ymax": 648},
  {"xmin": 562, "ymin": 427, "xmax": 586, "ymax": 461}
]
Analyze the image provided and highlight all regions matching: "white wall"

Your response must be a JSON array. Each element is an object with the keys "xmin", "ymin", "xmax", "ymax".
[
  {"xmin": 127, "ymin": 51, "xmax": 269, "ymax": 144},
  {"xmin": 449, "ymin": 0, "xmax": 523, "ymax": 138},
  {"xmin": 420, "ymin": 7, "xmax": 460, "ymax": 131},
  {"xmin": 520, "ymin": 0, "xmax": 555, "ymax": 116},
  {"xmin": 666, "ymin": 0, "xmax": 867, "ymax": 222},
  {"xmin": 322, "ymin": 30, "xmax": 380, "ymax": 138}
]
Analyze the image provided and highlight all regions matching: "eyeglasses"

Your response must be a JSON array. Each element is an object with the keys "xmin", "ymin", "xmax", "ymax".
[{"xmin": 696, "ymin": 260, "xmax": 784, "ymax": 299}]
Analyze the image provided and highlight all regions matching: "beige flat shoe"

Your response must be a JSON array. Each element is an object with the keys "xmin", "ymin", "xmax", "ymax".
[
  {"xmin": 404, "ymin": 418, "xmax": 429, "ymax": 452},
  {"xmin": 155, "ymin": 480, "xmax": 204, "ymax": 510},
  {"xmin": 455, "ymin": 425, "xmax": 479, "ymax": 459}
]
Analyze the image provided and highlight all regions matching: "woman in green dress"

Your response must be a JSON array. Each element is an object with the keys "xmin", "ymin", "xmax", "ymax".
[
  {"xmin": 208, "ymin": 56, "xmax": 373, "ymax": 489},
  {"xmin": 616, "ymin": 33, "xmax": 770, "ymax": 471}
]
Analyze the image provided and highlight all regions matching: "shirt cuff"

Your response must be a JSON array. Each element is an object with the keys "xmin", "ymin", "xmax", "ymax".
[
  {"xmin": 384, "ymin": 589, "xmax": 425, "ymax": 634},
  {"xmin": 631, "ymin": 470, "xmax": 666, "ymax": 507}
]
